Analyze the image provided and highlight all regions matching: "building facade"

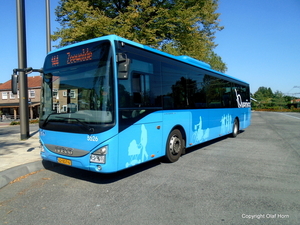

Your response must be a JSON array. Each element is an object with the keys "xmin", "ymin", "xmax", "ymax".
[{"xmin": 0, "ymin": 76, "xmax": 41, "ymax": 120}]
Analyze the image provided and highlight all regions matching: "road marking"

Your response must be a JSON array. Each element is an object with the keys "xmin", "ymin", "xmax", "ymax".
[{"xmin": 276, "ymin": 113, "xmax": 300, "ymax": 120}]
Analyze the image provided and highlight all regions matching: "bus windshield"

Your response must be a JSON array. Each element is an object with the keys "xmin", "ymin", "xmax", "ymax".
[{"xmin": 40, "ymin": 42, "xmax": 114, "ymax": 134}]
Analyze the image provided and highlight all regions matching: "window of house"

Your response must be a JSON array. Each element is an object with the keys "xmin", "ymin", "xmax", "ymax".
[
  {"xmin": 70, "ymin": 90, "xmax": 76, "ymax": 98},
  {"xmin": 62, "ymin": 105, "xmax": 67, "ymax": 112},
  {"xmin": 2, "ymin": 92, "xmax": 8, "ymax": 100},
  {"xmin": 28, "ymin": 90, "xmax": 35, "ymax": 98},
  {"xmin": 10, "ymin": 91, "xmax": 15, "ymax": 99}
]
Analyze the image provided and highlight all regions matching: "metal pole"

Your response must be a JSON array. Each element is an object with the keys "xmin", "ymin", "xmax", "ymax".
[
  {"xmin": 16, "ymin": 0, "xmax": 29, "ymax": 140},
  {"xmin": 46, "ymin": 0, "xmax": 51, "ymax": 53}
]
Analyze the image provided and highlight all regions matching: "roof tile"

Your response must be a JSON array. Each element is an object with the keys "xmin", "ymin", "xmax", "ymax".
[{"xmin": 0, "ymin": 76, "xmax": 42, "ymax": 90}]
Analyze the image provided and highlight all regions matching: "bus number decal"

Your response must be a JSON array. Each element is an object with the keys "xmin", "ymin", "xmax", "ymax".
[{"xmin": 87, "ymin": 135, "xmax": 98, "ymax": 142}]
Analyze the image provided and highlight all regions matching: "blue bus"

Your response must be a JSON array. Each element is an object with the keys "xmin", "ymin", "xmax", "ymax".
[{"xmin": 39, "ymin": 35, "xmax": 251, "ymax": 173}]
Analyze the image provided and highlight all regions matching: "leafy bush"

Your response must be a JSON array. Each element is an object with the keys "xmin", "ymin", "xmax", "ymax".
[
  {"xmin": 10, "ymin": 121, "xmax": 20, "ymax": 125},
  {"xmin": 29, "ymin": 119, "xmax": 39, "ymax": 124},
  {"xmin": 254, "ymin": 108, "xmax": 300, "ymax": 112},
  {"xmin": 9, "ymin": 119, "xmax": 39, "ymax": 125}
]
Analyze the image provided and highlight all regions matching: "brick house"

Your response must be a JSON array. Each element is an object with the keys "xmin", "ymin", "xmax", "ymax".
[
  {"xmin": 291, "ymin": 98, "xmax": 300, "ymax": 103},
  {"xmin": 0, "ymin": 76, "xmax": 41, "ymax": 120},
  {"xmin": 287, "ymin": 98, "xmax": 300, "ymax": 109}
]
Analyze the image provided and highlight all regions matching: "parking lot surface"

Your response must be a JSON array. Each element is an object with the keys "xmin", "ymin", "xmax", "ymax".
[{"xmin": 0, "ymin": 111, "xmax": 299, "ymax": 224}]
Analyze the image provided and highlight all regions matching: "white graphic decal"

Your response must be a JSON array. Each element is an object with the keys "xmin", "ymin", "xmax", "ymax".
[
  {"xmin": 125, "ymin": 124, "xmax": 148, "ymax": 168},
  {"xmin": 220, "ymin": 114, "xmax": 232, "ymax": 135},
  {"xmin": 39, "ymin": 129, "xmax": 45, "ymax": 136},
  {"xmin": 193, "ymin": 116, "xmax": 210, "ymax": 144},
  {"xmin": 235, "ymin": 89, "xmax": 251, "ymax": 108}
]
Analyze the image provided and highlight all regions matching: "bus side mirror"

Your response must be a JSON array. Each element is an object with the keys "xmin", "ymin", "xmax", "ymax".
[
  {"xmin": 11, "ymin": 74, "xmax": 18, "ymax": 94},
  {"xmin": 117, "ymin": 53, "xmax": 130, "ymax": 79}
]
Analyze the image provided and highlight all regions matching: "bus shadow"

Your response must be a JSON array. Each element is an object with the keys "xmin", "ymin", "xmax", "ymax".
[
  {"xmin": 184, "ymin": 131, "xmax": 244, "ymax": 154},
  {"xmin": 42, "ymin": 131, "xmax": 244, "ymax": 184},
  {"xmin": 42, "ymin": 158, "xmax": 162, "ymax": 184}
]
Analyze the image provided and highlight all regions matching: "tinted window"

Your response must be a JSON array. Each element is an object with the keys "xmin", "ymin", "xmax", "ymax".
[
  {"xmin": 117, "ymin": 45, "xmax": 162, "ymax": 131},
  {"xmin": 116, "ymin": 41, "xmax": 250, "ymax": 113},
  {"xmin": 232, "ymin": 84, "xmax": 250, "ymax": 108},
  {"xmin": 162, "ymin": 63, "xmax": 188, "ymax": 109}
]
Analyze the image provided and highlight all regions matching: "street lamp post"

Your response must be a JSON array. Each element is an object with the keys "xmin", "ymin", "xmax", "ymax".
[
  {"xmin": 16, "ymin": 0, "xmax": 29, "ymax": 140},
  {"xmin": 46, "ymin": 0, "xmax": 51, "ymax": 53}
]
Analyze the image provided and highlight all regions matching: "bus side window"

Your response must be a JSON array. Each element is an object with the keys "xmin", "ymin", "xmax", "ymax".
[
  {"xmin": 132, "ymin": 73, "xmax": 152, "ymax": 107},
  {"xmin": 220, "ymin": 80, "xmax": 232, "ymax": 108},
  {"xmin": 132, "ymin": 73, "xmax": 142, "ymax": 105}
]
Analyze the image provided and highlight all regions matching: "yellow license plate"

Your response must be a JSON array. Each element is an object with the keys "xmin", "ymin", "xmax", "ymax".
[{"xmin": 57, "ymin": 157, "xmax": 72, "ymax": 166}]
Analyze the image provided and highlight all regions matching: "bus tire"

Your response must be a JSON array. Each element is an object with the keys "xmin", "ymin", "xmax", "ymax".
[
  {"xmin": 231, "ymin": 118, "xmax": 239, "ymax": 138},
  {"xmin": 165, "ymin": 129, "xmax": 183, "ymax": 163}
]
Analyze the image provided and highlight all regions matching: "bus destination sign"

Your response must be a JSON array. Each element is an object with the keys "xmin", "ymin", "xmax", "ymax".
[
  {"xmin": 44, "ymin": 41, "xmax": 110, "ymax": 70},
  {"xmin": 51, "ymin": 48, "xmax": 93, "ymax": 67}
]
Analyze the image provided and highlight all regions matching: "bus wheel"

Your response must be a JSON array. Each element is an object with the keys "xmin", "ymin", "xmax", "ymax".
[
  {"xmin": 231, "ymin": 118, "xmax": 239, "ymax": 138},
  {"xmin": 165, "ymin": 129, "xmax": 183, "ymax": 163}
]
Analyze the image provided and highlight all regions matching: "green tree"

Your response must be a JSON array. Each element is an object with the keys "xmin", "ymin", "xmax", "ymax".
[
  {"xmin": 53, "ymin": 0, "xmax": 226, "ymax": 72},
  {"xmin": 254, "ymin": 87, "xmax": 273, "ymax": 99},
  {"xmin": 253, "ymin": 87, "xmax": 290, "ymax": 110},
  {"xmin": 253, "ymin": 87, "xmax": 274, "ymax": 109},
  {"xmin": 273, "ymin": 91, "xmax": 286, "ymax": 110}
]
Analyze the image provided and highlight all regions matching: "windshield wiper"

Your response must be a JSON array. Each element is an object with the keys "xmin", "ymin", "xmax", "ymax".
[
  {"xmin": 57, "ymin": 117, "xmax": 95, "ymax": 134},
  {"xmin": 41, "ymin": 112, "xmax": 59, "ymax": 127}
]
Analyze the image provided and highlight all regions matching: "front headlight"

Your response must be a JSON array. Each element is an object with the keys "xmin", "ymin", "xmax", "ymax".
[
  {"xmin": 90, "ymin": 146, "xmax": 107, "ymax": 164},
  {"xmin": 40, "ymin": 141, "xmax": 45, "ymax": 152}
]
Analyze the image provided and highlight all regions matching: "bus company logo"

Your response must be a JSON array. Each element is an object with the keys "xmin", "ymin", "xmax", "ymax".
[
  {"xmin": 67, "ymin": 48, "xmax": 93, "ymax": 64},
  {"xmin": 51, "ymin": 55, "xmax": 59, "ymax": 67},
  {"xmin": 39, "ymin": 129, "xmax": 45, "ymax": 136},
  {"xmin": 54, "ymin": 146, "xmax": 74, "ymax": 155},
  {"xmin": 235, "ymin": 89, "xmax": 251, "ymax": 108}
]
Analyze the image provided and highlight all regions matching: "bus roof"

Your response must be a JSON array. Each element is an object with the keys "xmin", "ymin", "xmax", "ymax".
[{"xmin": 48, "ymin": 35, "xmax": 248, "ymax": 85}]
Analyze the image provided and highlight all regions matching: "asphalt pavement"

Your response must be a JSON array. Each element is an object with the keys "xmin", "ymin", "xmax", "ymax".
[
  {"xmin": 1, "ymin": 111, "xmax": 299, "ymax": 193},
  {"xmin": 1, "ymin": 111, "xmax": 299, "ymax": 224},
  {"xmin": 0, "ymin": 122, "xmax": 43, "ymax": 189}
]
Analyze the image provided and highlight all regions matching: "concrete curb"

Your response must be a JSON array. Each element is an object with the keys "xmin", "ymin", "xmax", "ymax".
[{"xmin": 0, "ymin": 160, "xmax": 53, "ymax": 189}]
